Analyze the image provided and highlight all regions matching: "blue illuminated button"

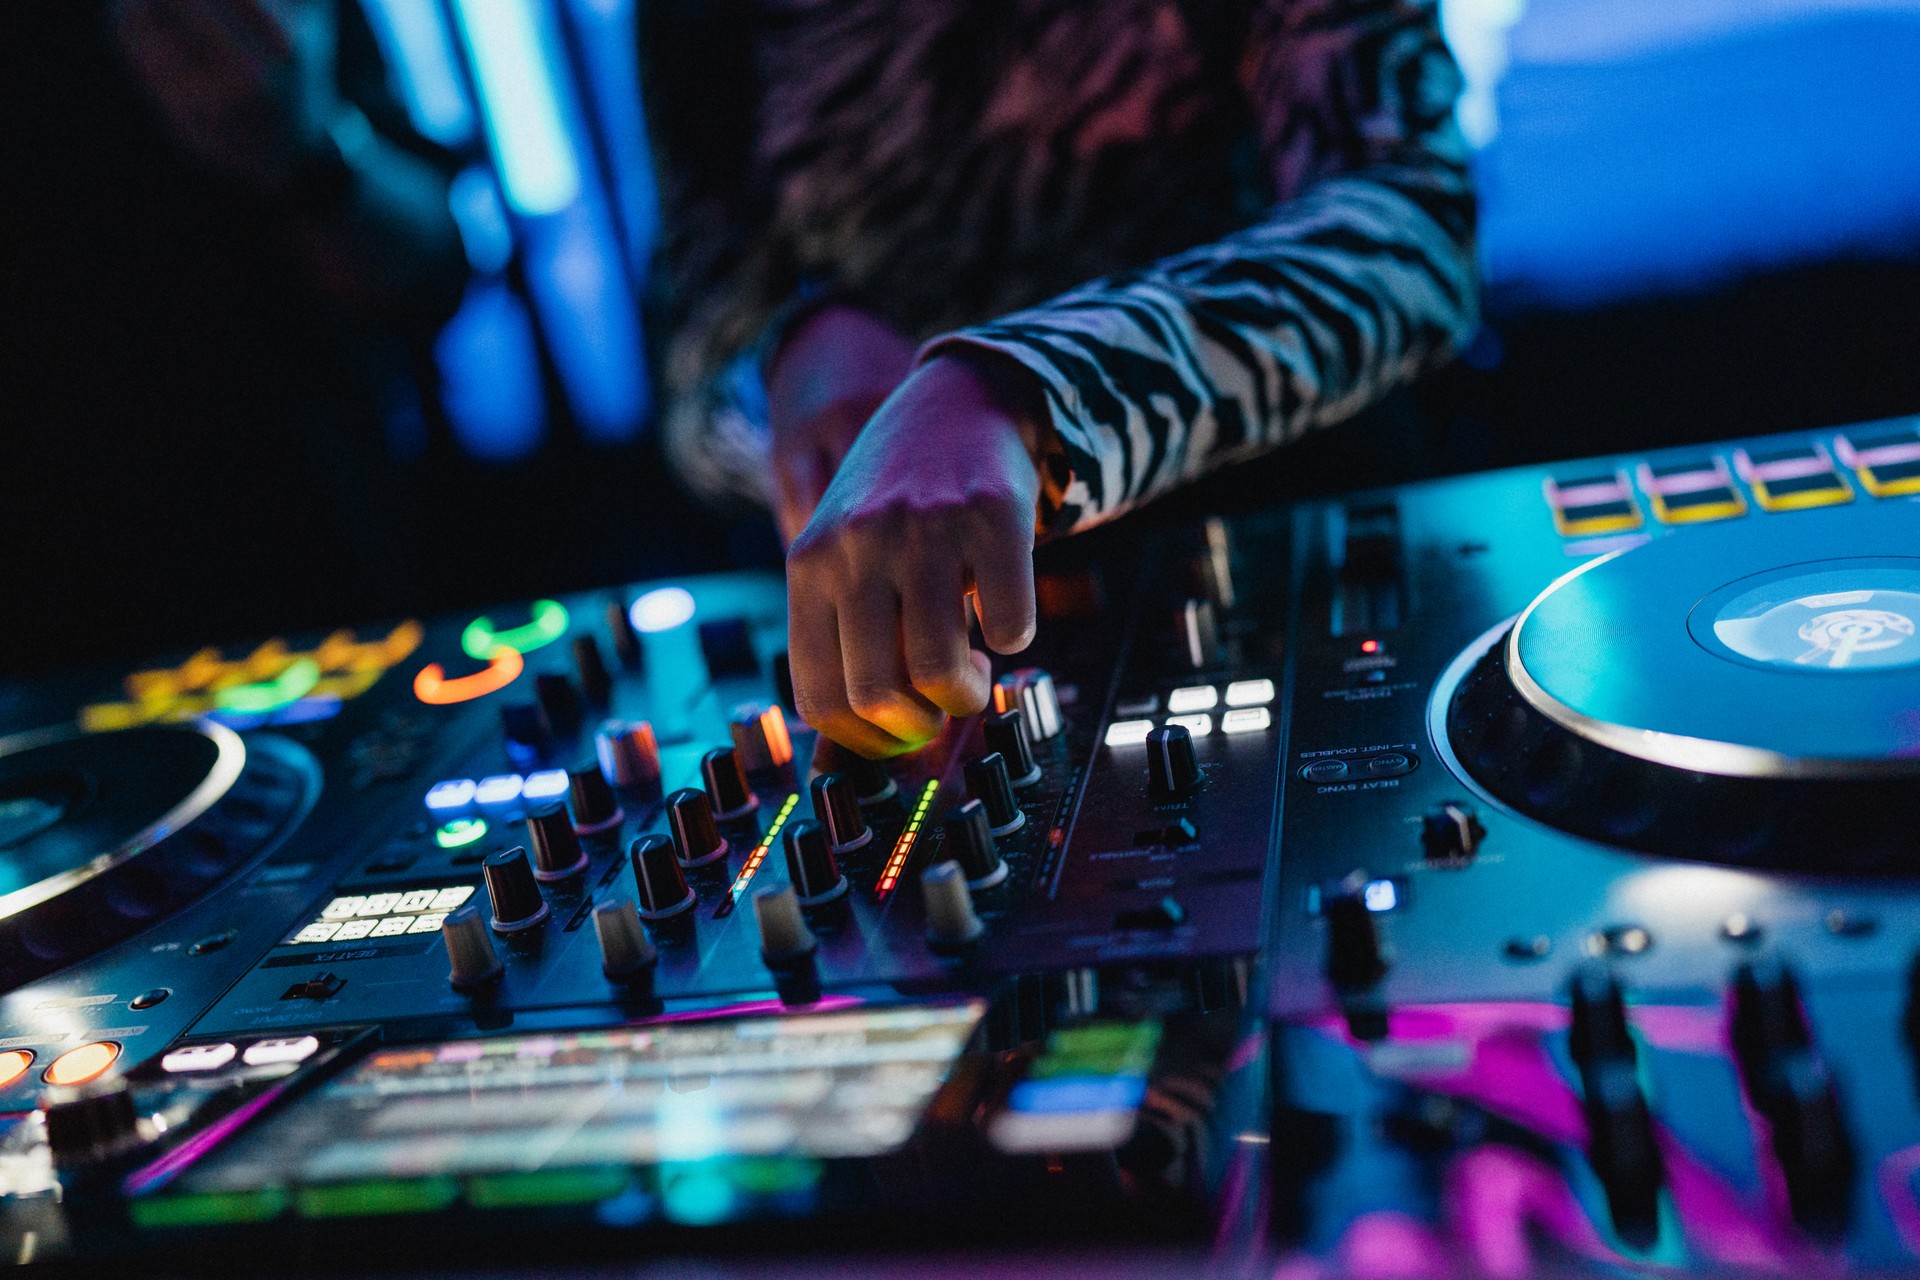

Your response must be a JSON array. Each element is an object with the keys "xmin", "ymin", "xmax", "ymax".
[
  {"xmin": 1300, "ymin": 759, "xmax": 1350, "ymax": 784},
  {"xmin": 522, "ymin": 769, "xmax": 569, "ymax": 801},
  {"xmin": 425, "ymin": 779, "xmax": 477, "ymax": 813},
  {"xmin": 475, "ymin": 774, "xmax": 524, "ymax": 807},
  {"xmin": 631, "ymin": 586, "xmax": 696, "ymax": 633},
  {"xmin": 1006, "ymin": 1076, "xmax": 1149, "ymax": 1115}
]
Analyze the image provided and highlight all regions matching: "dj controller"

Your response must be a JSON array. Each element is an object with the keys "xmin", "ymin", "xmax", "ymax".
[{"xmin": 2, "ymin": 416, "xmax": 1919, "ymax": 1275}]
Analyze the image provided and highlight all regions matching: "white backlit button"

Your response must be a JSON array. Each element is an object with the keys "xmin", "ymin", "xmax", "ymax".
[
  {"xmin": 1167, "ymin": 713, "xmax": 1214, "ymax": 738},
  {"xmin": 241, "ymin": 1036, "xmax": 320, "ymax": 1067},
  {"xmin": 1167, "ymin": 685, "xmax": 1219, "ymax": 715},
  {"xmin": 1105, "ymin": 719, "xmax": 1154, "ymax": 748},
  {"xmin": 334, "ymin": 920, "xmax": 375, "ymax": 941},
  {"xmin": 1221, "ymin": 707, "xmax": 1272, "ymax": 735},
  {"xmin": 293, "ymin": 922, "xmax": 341, "ymax": 944},
  {"xmin": 424, "ymin": 779, "xmax": 476, "ymax": 813},
  {"xmin": 357, "ymin": 893, "xmax": 401, "ymax": 916},
  {"xmin": 320, "ymin": 896, "xmax": 365, "ymax": 921},
  {"xmin": 162, "ymin": 1043, "xmax": 238, "ymax": 1073},
  {"xmin": 395, "ymin": 889, "xmax": 438, "ymax": 913},
  {"xmin": 474, "ymin": 774, "xmax": 524, "ymax": 806},
  {"xmin": 1224, "ymin": 678, "xmax": 1275, "ymax": 707},
  {"xmin": 370, "ymin": 916, "xmax": 413, "ymax": 938},
  {"xmin": 429, "ymin": 886, "xmax": 475, "ymax": 912},
  {"xmin": 522, "ymin": 769, "xmax": 569, "ymax": 801},
  {"xmin": 408, "ymin": 912, "xmax": 450, "ymax": 934}
]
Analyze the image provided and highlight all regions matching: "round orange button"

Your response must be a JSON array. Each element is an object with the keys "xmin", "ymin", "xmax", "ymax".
[
  {"xmin": 42, "ymin": 1041, "xmax": 119, "ymax": 1087},
  {"xmin": 0, "ymin": 1050, "xmax": 34, "ymax": 1089}
]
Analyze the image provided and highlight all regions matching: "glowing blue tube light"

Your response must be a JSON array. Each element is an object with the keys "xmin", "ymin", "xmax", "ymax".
[
  {"xmin": 452, "ymin": 0, "xmax": 583, "ymax": 216},
  {"xmin": 359, "ymin": 0, "xmax": 474, "ymax": 147}
]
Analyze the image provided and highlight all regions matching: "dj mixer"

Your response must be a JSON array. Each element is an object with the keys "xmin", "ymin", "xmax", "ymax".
[{"xmin": 2, "ymin": 416, "xmax": 1919, "ymax": 1275}]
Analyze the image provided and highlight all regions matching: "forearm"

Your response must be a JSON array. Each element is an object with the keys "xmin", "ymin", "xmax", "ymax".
[{"xmin": 933, "ymin": 157, "xmax": 1477, "ymax": 532}]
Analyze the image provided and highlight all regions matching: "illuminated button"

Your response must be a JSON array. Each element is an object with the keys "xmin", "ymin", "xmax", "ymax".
[
  {"xmin": 1735, "ymin": 444, "xmax": 1854, "ymax": 511},
  {"xmin": 435, "ymin": 818, "xmax": 488, "ymax": 849},
  {"xmin": 320, "ymin": 895, "xmax": 366, "ymax": 921},
  {"xmin": 425, "ymin": 779, "xmax": 477, "ymax": 813},
  {"xmin": 162, "ymin": 1043, "xmax": 237, "ymax": 1073},
  {"xmin": 413, "ymin": 646, "xmax": 524, "ymax": 706},
  {"xmin": 44, "ymin": 1042, "xmax": 120, "ymax": 1087},
  {"xmin": 1167, "ymin": 685, "xmax": 1219, "ymax": 714},
  {"xmin": 461, "ymin": 599, "xmax": 569, "ymax": 661},
  {"xmin": 292, "ymin": 922, "xmax": 341, "ymax": 944},
  {"xmin": 474, "ymin": 774, "xmax": 524, "ymax": 807},
  {"xmin": 522, "ymin": 769, "xmax": 569, "ymax": 801},
  {"xmin": 1363, "ymin": 879, "xmax": 1399, "ymax": 912},
  {"xmin": 1224, "ymin": 679, "xmax": 1274, "ymax": 707},
  {"xmin": 1105, "ymin": 719, "xmax": 1154, "ymax": 748},
  {"xmin": 242, "ymin": 1036, "xmax": 320, "ymax": 1067},
  {"xmin": 1167, "ymin": 713, "xmax": 1213, "ymax": 738},
  {"xmin": 1545, "ymin": 471, "xmax": 1643, "ymax": 537},
  {"xmin": 1366, "ymin": 752, "xmax": 1415, "ymax": 778},
  {"xmin": 429, "ymin": 886, "xmax": 476, "ymax": 912},
  {"xmin": 358, "ymin": 893, "xmax": 401, "ymax": 916},
  {"xmin": 0, "ymin": 1050, "xmax": 34, "ymax": 1089},
  {"xmin": 631, "ymin": 586, "xmax": 696, "ymax": 633},
  {"xmin": 1221, "ymin": 707, "xmax": 1271, "ymax": 735},
  {"xmin": 1637, "ymin": 457, "xmax": 1747, "ymax": 524},
  {"xmin": 1836, "ymin": 424, "xmax": 1920, "ymax": 497}
]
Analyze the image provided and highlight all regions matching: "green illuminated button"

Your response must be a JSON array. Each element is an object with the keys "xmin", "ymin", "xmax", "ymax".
[
  {"xmin": 435, "ymin": 818, "xmax": 488, "ymax": 849},
  {"xmin": 461, "ymin": 600, "xmax": 569, "ymax": 661}
]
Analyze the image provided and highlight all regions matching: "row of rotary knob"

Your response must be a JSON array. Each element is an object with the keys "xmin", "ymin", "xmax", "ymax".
[{"xmin": 439, "ymin": 691, "xmax": 1060, "ymax": 991}]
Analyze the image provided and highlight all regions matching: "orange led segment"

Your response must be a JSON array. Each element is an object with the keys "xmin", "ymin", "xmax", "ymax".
[
  {"xmin": 756, "ymin": 706, "xmax": 794, "ymax": 767},
  {"xmin": 413, "ymin": 647, "xmax": 525, "ymax": 705},
  {"xmin": 0, "ymin": 1050, "xmax": 34, "ymax": 1089},
  {"xmin": 44, "ymin": 1041, "xmax": 120, "ymax": 1087},
  {"xmin": 875, "ymin": 780, "xmax": 940, "ymax": 899}
]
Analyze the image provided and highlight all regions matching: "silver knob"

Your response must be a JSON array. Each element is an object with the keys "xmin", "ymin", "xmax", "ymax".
[
  {"xmin": 754, "ymin": 885, "xmax": 818, "ymax": 963},
  {"xmin": 922, "ymin": 861, "xmax": 985, "ymax": 948},
  {"xmin": 592, "ymin": 899, "xmax": 657, "ymax": 979},
  {"xmin": 442, "ymin": 904, "xmax": 504, "ymax": 988}
]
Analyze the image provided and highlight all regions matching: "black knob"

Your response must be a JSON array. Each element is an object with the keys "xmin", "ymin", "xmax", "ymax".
[
  {"xmin": 983, "ymin": 709, "xmax": 1042, "ymax": 789},
  {"xmin": 942, "ymin": 800, "xmax": 1007, "ymax": 889},
  {"xmin": 784, "ymin": 819, "xmax": 848, "ymax": 905},
  {"xmin": 1568, "ymin": 963, "xmax": 1636, "ymax": 1069},
  {"xmin": 483, "ymin": 846, "xmax": 550, "ymax": 933},
  {"xmin": 845, "ymin": 755, "xmax": 898, "ymax": 806},
  {"xmin": 499, "ymin": 701, "xmax": 552, "ymax": 756},
  {"xmin": 1732, "ymin": 956, "xmax": 1854, "ymax": 1236},
  {"xmin": 772, "ymin": 651, "xmax": 797, "ymax": 714},
  {"xmin": 1324, "ymin": 875, "xmax": 1388, "ymax": 990},
  {"xmin": 701, "ymin": 746, "xmax": 758, "ymax": 821},
  {"xmin": 965, "ymin": 753, "xmax": 1025, "ymax": 836},
  {"xmin": 1146, "ymin": 724, "xmax": 1202, "ymax": 799},
  {"xmin": 568, "ymin": 764, "xmax": 624, "ymax": 834},
  {"xmin": 525, "ymin": 805, "xmax": 588, "ymax": 881},
  {"xmin": 42, "ymin": 1077, "xmax": 142, "ymax": 1167},
  {"xmin": 605, "ymin": 596, "xmax": 642, "ymax": 669},
  {"xmin": 811, "ymin": 773, "xmax": 872, "ymax": 854},
  {"xmin": 572, "ymin": 635, "xmax": 613, "ymax": 706},
  {"xmin": 535, "ymin": 672, "xmax": 583, "ymax": 736},
  {"xmin": 667, "ymin": 788, "xmax": 729, "ymax": 867},
  {"xmin": 1421, "ymin": 802, "xmax": 1485, "ymax": 864},
  {"xmin": 630, "ymin": 833, "xmax": 695, "ymax": 918}
]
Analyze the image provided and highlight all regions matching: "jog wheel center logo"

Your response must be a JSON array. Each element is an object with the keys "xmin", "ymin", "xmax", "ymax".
[{"xmin": 1711, "ymin": 576, "xmax": 1920, "ymax": 673}]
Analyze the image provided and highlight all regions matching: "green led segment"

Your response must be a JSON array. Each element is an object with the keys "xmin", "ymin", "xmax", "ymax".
[
  {"xmin": 295, "ymin": 1177, "xmax": 459, "ymax": 1219},
  {"xmin": 435, "ymin": 818, "xmax": 488, "ymax": 849},
  {"xmin": 718, "ymin": 793, "xmax": 799, "ymax": 916},
  {"xmin": 461, "ymin": 599, "xmax": 569, "ymax": 660},
  {"xmin": 875, "ymin": 779, "xmax": 939, "ymax": 897},
  {"xmin": 213, "ymin": 657, "xmax": 321, "ymax": 715},
  {"xmin": 130, "ymin": 1188, "xmax": 288, "ymax": 1228}
]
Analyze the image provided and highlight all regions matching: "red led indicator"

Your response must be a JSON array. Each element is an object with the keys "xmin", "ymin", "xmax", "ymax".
[{"xmin": 1359, "ymin": 639, "xmax": 1381, "ymax": 655}]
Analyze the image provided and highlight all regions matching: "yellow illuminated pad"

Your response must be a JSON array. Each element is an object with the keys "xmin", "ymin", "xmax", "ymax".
[
  {"xmin": 1733, "ymin": 444, "xmax": 1854, "ymax": 511},
  {"xmin": 1835, "ymin": 424, "xmax": 1920, "ymax": 497},
  {"xmin": 1544, "ymin": 471, "xmax": 1643, "ymax": 537},
  {"xmin": 1636, "ymin": 456, "xmax": 1747, "ymax": 524}
]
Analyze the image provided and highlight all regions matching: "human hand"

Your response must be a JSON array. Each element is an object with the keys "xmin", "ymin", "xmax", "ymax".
[
  {"xmin": 113, "ymin": 0, "xmax": 340, "ymax": 196},
  {"xmin": 766, "ymin": 304, "xmax": 918, "ymax": 545},
  {"xmin": 786, "ymin": 353, "xmax": 1044, "ymax": 757}
]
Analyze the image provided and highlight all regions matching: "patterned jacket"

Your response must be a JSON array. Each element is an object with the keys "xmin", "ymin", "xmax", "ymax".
[{"xmin": 641, "ymin": 0, "xmax": 1478, "ymax": 533}]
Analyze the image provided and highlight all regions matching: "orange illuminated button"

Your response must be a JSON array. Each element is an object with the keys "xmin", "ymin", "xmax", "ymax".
[
  {"xmin": 43, "ymin": 1041, "xmax": 120, "ymax": 1087},
  {"xmin": 0, "ymin": 1050, "xmax": 34, "ymax": 1089},
  {"xmin": 413, "ymin": 647, "xmax": 524, "ymax": 705}
]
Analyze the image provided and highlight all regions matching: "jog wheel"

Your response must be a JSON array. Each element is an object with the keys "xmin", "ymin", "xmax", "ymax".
[
  {"xmin": 1445, "ymin": 505, "xmax": 1920, "ymax": 872},
  {"xmin": 0, "ymin": 722, "xmax": 319, "ymax": 992}
]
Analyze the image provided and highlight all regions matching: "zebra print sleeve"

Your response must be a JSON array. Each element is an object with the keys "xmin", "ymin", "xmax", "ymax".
[{"xmin": 928, "ymin": 0, "xmax": 1479, "ymax": 534}]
